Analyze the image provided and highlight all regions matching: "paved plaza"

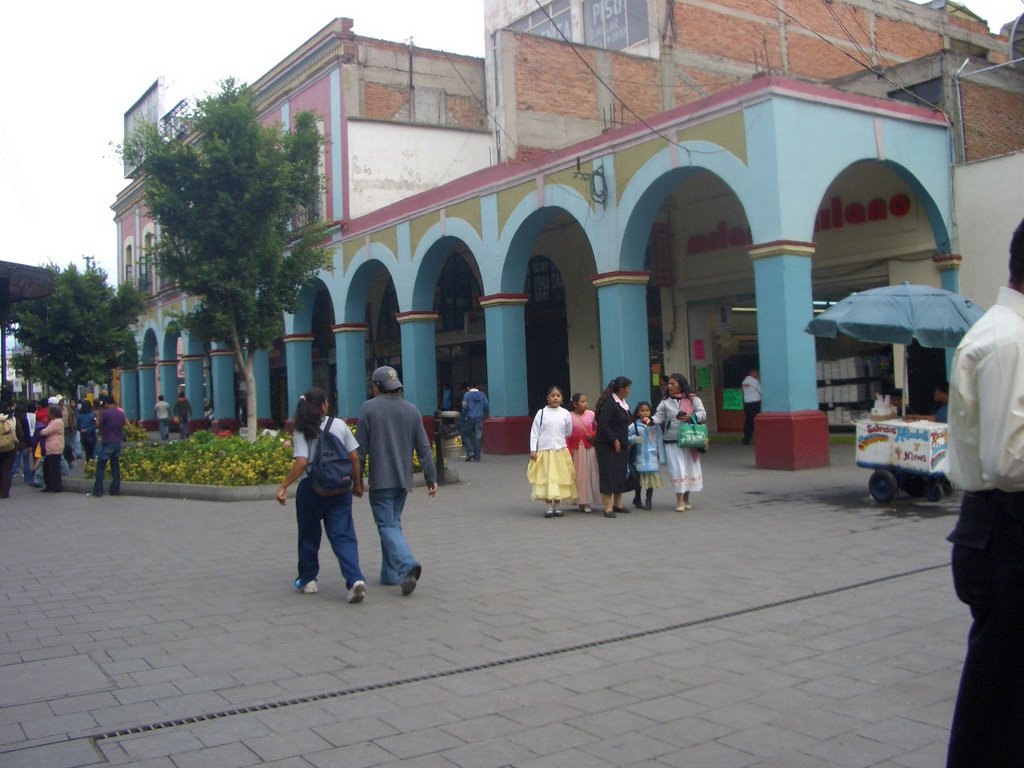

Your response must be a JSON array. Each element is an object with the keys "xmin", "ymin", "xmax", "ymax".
[{"xmin": 0, "ymin": 441, "xmax": 968, "ymax": 767}]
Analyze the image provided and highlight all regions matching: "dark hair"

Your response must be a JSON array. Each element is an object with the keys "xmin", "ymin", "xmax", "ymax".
[
  {"xmin": 668, "ymin": 372, "xmax": 693, "ymax": 394},
  {"xmin": 79, "ymin": 400, "xmax": 93, "ymax": 414},
  {"xmin": 570, "ymin": 392, "xmax": 587, "ymax": 409},
  {"xmin": 633, "ymin": 401, "xmax": 652, "ymax": 419},
  {"xmin": 294, "ymin": 387, "xmax": 327, "ymax": 441},
  {"xmin": 595, "ymin": 376, "xmax": 632, "ymax": 413},
  {"xmin": 48, "ymin": 404, "xmax": 61, "ymax": 420},
  {"xmin": 1010, "ymin": 217, "xmax": 1024, "ymax": 285}
]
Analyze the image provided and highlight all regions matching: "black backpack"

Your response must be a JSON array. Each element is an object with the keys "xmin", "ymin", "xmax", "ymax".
[{"xmin": 308, "ymin": 416, "xmax": 355, "ymax": 496}]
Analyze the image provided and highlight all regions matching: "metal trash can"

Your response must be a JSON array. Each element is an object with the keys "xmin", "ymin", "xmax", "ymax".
[{"xmin": 438, "ymin": 410, "xmax": 463, "ymax": 460}]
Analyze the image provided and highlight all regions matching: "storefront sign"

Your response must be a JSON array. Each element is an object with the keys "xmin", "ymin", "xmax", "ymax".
[
  {"xmin": 686, "ymin": 221, "xmax": 752, "ymax": 255},
  {"xmin": 693, "ymin": 339, "xmax": 705, "ymax": 361},
  {"xmin": 814, "ymin": 194, "xmax": 911, "ymax": 232}
]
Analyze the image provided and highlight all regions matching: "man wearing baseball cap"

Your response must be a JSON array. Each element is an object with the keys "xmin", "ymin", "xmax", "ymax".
[{"xmin": 356, "ymin": 366, "xmax": 438, "ymax": 596}]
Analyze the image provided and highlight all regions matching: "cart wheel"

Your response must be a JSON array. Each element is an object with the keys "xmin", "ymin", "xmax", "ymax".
[
  {"xmin": 925, "ymin": 480, "xmax": 943, "ymax": 503},
  {"xmin": 869, "ymin": 469, "xmax": 899, "ymax": 503}
]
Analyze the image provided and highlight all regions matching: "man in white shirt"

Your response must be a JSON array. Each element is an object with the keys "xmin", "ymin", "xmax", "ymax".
[
  {"xmin": 945, "ymin": 217, "xmax": 1024, "ymax": 768},
  {"xmin": 740, "ymin": 368, "xmax": 761, "ymax": 445}
]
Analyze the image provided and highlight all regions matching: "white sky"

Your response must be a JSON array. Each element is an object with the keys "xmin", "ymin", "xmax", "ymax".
[{"xmin": 0, "ymin": 0, "xmax": 1020, "ymax": 283}]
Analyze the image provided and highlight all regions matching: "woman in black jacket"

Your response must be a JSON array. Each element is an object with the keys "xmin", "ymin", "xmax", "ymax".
[{"xmin": 593, "ymin": 376, "xmax": 633, "ymax": 518}]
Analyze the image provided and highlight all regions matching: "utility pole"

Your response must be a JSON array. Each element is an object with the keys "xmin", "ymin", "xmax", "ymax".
[{"xmin": 82, "ymin": 255, "xmax": 95, "ymax": 271}]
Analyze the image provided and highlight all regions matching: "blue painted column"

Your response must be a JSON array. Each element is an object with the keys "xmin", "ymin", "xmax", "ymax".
[
  {"xmin": 592, "ymin": 272, "xmax": 652, "ymax": 406},
  {"xmin": 182, "ymin": 355, "xmax": 205, "ymax": 427},
  {"xmin": 749, "ymin": 241, "xmax": 828, "ymax": 469},
  {"xmin": 158, "ymin": 360, "xmax": 178, "ymax": 405},
  {"xmin": 396, "ymin": 312, "xmax": 438, "ymax": 415},
  {"xmin": 284, "ymin": 334, "xmax": 314, "ymax": 410},
  {"xmin": 334, "ymin": 323, "xmax": 369, "ymax": 419},
  {"xmin": 119, "ymin": 369, "xmax": 140, "ymax": 421},
  {"xmin": 479, "ymin": 294, "xmax": 530, "ymax": 454},
  {"xmin": 209, "ymin": 348, "xmax": 236, "ymax": 422},
  {"xmin": 253, "ymin": 349, "xmax": 271, "ymax": 421},
  {"xmin": 137, "ymin": 364, "xmax": 156, "ymax": 424}
]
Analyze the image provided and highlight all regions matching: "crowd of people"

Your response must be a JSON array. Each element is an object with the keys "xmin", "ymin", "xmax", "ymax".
[
  {"xmin": 526, "ymin": 372, "xmax": 707, "ymax": 519},
  {"xmin": 0, "ymin": 394, "xmax": 128, "ymax": 498}
]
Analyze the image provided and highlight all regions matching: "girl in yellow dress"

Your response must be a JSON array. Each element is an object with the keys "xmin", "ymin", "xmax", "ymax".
[{"xmin": 527, "ymin": 387, "xmax": 576, "ymax": 518}]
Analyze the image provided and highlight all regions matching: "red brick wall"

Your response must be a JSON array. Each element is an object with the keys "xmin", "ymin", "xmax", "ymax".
[
  {"xmin": 446, "ymin": 93, "xmax": 487, "ymax": 130},
  {"xmin": 611, "ymin": 55, "xmax": 663, "ymax": 121},
  {"xmin": 364, "ymin": 82, "xmax": 408, "ymax": 121},
  {"xmin": 515, "ymin": 35, "xmax": 600, "ymax": 119},
  {"xmin": 787, "ymin": 34, "xmax": 868, "ymax": 79},
  {"xmin": 677, "ymin": 4, "xmax": 784, "ymax": 67},
  {"xmin": 875, "ymin": 16, "xmax": 943, "ymax": 60},
  {"xmin": 961, "ymin": 81, "xmax": 1024, "ymax": 161}
]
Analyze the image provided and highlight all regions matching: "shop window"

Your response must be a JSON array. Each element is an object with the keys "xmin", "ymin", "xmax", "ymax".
[
  {"xmin": 583, "ymin": 0, "xmax": 650, "ymax": 51},
  {"xmin": 434, "ymin": 254, "xmax": 481, "ymax": 332}
]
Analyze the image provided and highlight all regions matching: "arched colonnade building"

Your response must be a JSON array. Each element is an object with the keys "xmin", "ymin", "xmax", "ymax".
[{"xmin": 123, "ymin": 76, "xmax": 954, "ymax": 470}]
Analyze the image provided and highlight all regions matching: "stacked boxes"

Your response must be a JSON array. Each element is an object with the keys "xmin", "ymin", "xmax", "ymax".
[{"xmin": 817, "ymin": 356, "xmax": 883, "ymax": 424}]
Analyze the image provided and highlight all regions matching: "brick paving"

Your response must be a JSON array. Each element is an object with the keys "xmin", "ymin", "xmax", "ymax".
[{"xmin": 0, "ymin": 441, "xmax": 966, "ymax": 767}]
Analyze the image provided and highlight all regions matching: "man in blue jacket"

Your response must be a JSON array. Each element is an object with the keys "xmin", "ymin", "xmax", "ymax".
[{"xmin": 460, "ymin": 384, "xmax": 489, "ymax": 462}]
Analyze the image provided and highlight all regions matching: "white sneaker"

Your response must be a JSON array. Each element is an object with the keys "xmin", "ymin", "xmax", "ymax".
[
  {"xmin": 347, "ymin": 580, "xmax": 366, "ymax": 603},
  {"xmin": 296, "ymin": 579, "xmax": 317, "ymax": 594}
]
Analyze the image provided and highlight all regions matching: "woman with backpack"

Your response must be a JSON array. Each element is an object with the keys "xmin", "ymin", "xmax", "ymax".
[{"xmin": 275, "ymin": 387, "xmax": 366, "ymax": 604}]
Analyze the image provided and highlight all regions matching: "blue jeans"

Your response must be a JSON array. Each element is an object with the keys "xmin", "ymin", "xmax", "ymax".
[
  {"xmin": 92, "ymin": 442, "xmax": 122, "ymax": 496},
  {"xmin": 463, "ymin": 420, "xmax": 483, "ymax": 460},
  {"xmin": 157, "ymin": 418, "xmax": 169, "ymax": 440},
  {"xmin": 295, "ymin": 478, "xmax": 364, "ymax": 589},
  {"xmin": 12, "ymin": 448, "xmax": 32, "ymax": 484},
  {"xmin": 368, "ymin": 488, "xmax": 419, "ymax": 585}
]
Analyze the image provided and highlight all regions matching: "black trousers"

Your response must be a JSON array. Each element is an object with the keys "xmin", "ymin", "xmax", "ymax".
[
  {"xmin": 42, "ymin": 453, "xmax": 62, "ymax": 492},
  {"xmin": 742, "ymin": 401, "xmax": 760, "ymax": 444},
  {"xmin": 946, "ymin": 490, "xmax": 1024, "ymax": 767}
]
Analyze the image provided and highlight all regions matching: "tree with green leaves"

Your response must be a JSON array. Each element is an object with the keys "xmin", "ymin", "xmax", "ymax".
[
  {"xmin": 10, "ymin": 263, "xmax": 143, "ymax": 395},
  {"xmin": 123, "ymin": 79, "xmax": 331, "ymax": 441}
]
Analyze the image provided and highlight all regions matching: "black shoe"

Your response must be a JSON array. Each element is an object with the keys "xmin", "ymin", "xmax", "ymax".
[
  {"xmin": 401, "ymin": 566, "xmax": 421, "ymax": 596},
  {"xmin": 464, "ymin": 455, "xmax": 473, "ymax": 462},
  {"xmin": 633, "ymin": 500, "xmax": 644, "ymax": 510},
  {"xmin": 645, "ymin": 500, "xmax": 652, "ymax": 510},
  {"xmin": 603, "ymin": 510, "xmax": 617, "ymax": 518}
]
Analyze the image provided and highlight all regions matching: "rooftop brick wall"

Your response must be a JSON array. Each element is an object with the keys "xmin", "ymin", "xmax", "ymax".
[{"xmin": 961, "ymin": 80, "xmax": 1024, "ymax": 160}]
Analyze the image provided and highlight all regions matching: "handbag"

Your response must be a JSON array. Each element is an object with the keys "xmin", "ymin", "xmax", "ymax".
[
  {"xmin": 625, "ymin": 459, "xmax": 641, "ymax": 492},
  {"xmin": 677, "ymin": 413, "xmax": 708, "ymax": 450}
]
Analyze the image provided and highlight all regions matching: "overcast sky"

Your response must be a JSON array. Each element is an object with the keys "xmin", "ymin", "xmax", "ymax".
[{"xmin": 1, "ymin": 0, "xmax": 1020, "ymax": 283}]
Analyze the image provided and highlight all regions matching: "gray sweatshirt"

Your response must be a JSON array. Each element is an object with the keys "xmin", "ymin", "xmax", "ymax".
[{"xmin": 357, "ymin": 393, "xmax": 438, "ymax": 490}]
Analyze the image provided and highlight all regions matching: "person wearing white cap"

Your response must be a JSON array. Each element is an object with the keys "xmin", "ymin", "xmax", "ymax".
[{"xmin": 356, "ymin": 366, "xmax": 438, "ymax": 596}]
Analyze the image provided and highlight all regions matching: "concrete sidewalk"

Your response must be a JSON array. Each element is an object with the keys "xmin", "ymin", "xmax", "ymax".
[{"xmin": 0, "ymin": 441, "xmax": 966, "ymax": 767}]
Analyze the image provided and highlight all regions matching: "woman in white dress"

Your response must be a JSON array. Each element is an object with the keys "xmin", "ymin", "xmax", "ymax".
[{"xmin": 653, "ymin": 373, "xmax": 706, "ymax": 512}]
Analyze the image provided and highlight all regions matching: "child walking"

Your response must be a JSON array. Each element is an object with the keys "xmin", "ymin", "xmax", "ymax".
[
  {"xmin": 527, "ymin": 386, "xmax": 575, "ymax": 518},
  {"xmin": 628, "ymin": 401, "xmax": 665, "ymax": 510}
]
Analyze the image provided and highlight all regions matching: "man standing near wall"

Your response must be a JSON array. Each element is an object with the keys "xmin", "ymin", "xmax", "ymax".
[
  {"xmin": 357, "ymin": 366, "xmax": 438, "ymax": 596},
  {"xmin": 945, "ymin": 217, "xmax": 1024, "ymax": 767},
  {"xmin": 460, "ymin": 383, "xmax": 489, "ymax": 461},
  {"xmin": 741, "ymin": 368, "xmax": 761, "ymax": 445}
]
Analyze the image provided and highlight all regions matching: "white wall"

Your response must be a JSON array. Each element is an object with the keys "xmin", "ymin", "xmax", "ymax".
[
  {"xmin": 347, "ymin": 122, "xmax": 492, "ymax": 219},
  {"xmin": 954, "ymin": 152, "xmax": 1024, "ymax": 309}
]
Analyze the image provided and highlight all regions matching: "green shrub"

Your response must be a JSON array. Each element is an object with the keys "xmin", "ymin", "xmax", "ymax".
[{"xmin": 84, "ymin": 424, "xmax": 426, "ymax": 486}]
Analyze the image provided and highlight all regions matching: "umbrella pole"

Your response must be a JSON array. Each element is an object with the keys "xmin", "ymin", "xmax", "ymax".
[{"xmin": 902, "ymin": 346, "xmax": 909, "ymax": 419}]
